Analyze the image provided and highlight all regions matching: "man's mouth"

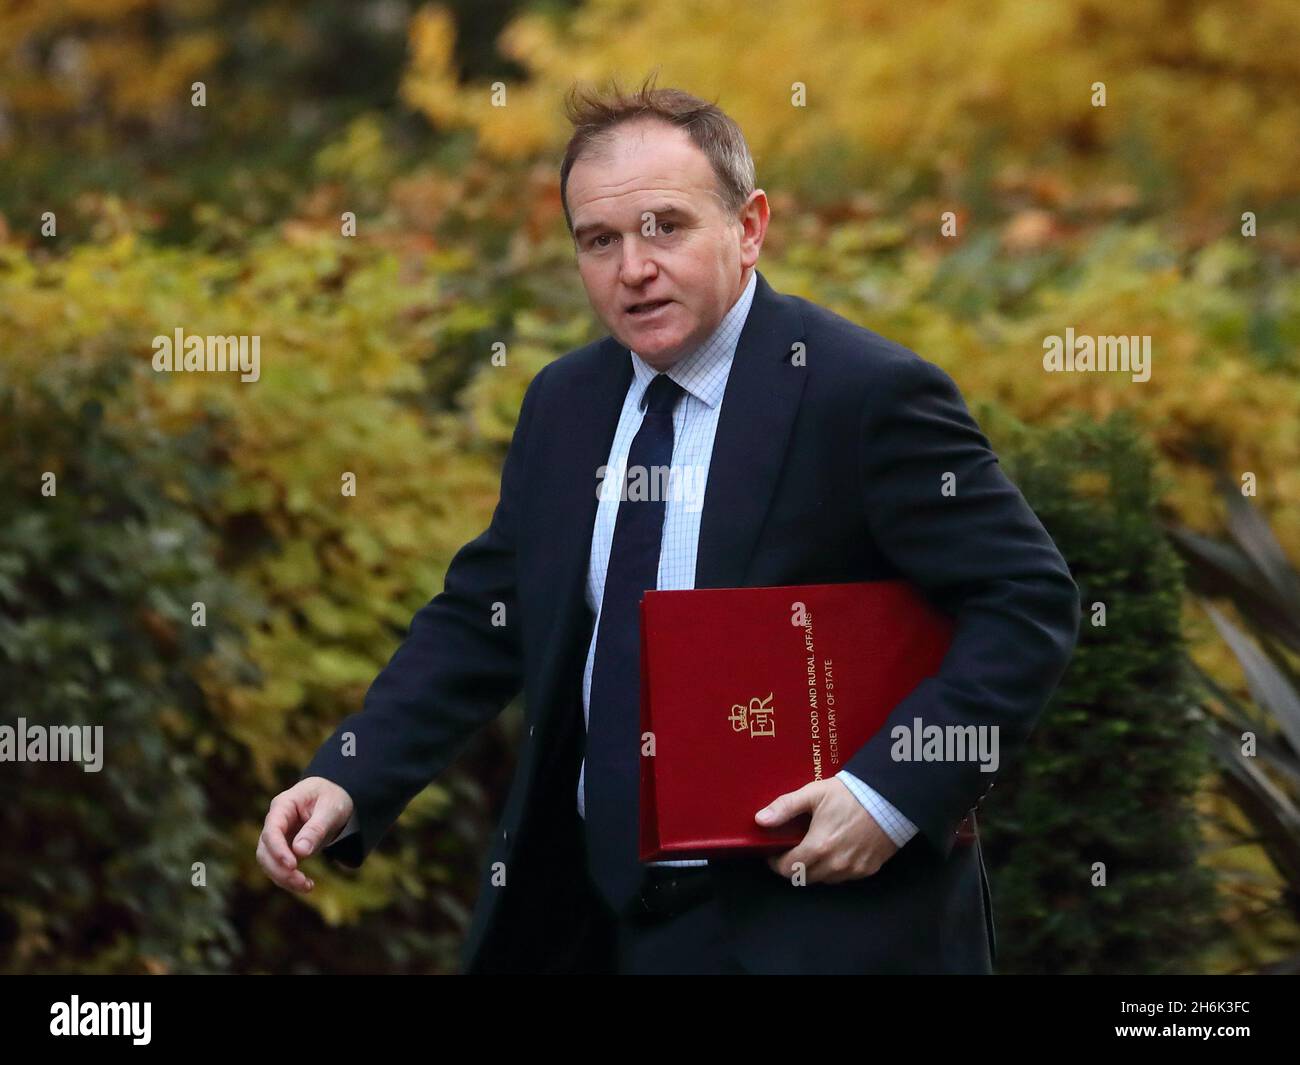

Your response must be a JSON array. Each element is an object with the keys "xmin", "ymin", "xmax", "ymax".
[{"xmin": 626, "ymin": 299, "xmax": 672, "ymax": 317}]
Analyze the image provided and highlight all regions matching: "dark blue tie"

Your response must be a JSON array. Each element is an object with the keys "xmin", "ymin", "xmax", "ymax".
[{"xmin": 585, "ymin": 371, "xmax": 686, "ymax": 914}]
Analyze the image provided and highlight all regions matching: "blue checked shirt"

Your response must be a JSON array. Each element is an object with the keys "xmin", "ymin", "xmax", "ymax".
[{"xmin": 577, "ymin": 268, "xmax": 919, "ymax": 867}]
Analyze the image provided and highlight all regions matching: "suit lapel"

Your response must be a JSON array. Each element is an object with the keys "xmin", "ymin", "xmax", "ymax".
[
  {"xmin": 528, "ymin": 340, "xmax": 630, "ymax": 709},
  {"xmin": 694, "ymin": 270, "xmax": 807, "ymax": 588}
]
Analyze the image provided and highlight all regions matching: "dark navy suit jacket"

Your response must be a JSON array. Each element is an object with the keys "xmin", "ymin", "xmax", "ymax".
[{"xmin": 303, "ymin": 268, "xmax": 1081, "ymax": 974}]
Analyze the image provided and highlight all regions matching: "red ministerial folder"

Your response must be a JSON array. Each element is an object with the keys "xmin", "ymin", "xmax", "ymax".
[{"xmin": 638, "ymin": 580, "xmax": 955, "ymax": 861}]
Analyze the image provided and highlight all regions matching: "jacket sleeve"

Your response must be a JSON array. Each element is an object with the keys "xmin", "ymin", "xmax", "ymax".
[
  {"xmin": 842, "ymin": 353, "xmax": 1080, "ymax": 859},
  {"xmin": 301, "ymin": 365, "xmax": 548, "ymax": 868}
]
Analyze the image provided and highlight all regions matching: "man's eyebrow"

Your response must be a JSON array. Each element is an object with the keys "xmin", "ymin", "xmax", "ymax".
[{"xmin": 573, "ymin": 205, "xmax": 690, "ymax": 241}]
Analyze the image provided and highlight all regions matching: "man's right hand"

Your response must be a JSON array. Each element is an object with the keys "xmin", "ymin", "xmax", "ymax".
[{"xmin": 256, "ymin": 777, "xmax": 355, "ymax": 894}]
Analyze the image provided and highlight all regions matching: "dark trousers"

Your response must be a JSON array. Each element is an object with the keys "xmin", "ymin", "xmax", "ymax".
[
  {"xmin": 614, "ymin": 885, "xmax": 747, "ymax": 974},
  {"xmin": 562, "ymin": 866, "xmax": 747, "ymax": 974},
  {"xmin": 553, "ymin": 783, "xmax": 745, "ymax": 973}
]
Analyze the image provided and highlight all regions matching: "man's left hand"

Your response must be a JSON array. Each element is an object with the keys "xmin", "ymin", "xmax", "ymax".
[{"xmin": 756, "ymin": 779, "xmax": 899, "ymax": 883}]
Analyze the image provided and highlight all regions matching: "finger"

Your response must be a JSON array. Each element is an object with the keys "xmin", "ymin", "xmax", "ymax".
[
  {"xmin": 755, "ymin": 782, "xmax": 819, "ymax": 827},
  {"xmin": 814, "ymin": 841, "xmax": 887, "ymax": 884},
  {"xmin": 292, "ymin": 799, "xmax": 345, "ymax": 858},
  {"xmin": 807, "ymin": 854, "xmax": 851, "ymax": 884},
  {"xmin": 277, "ymin": 867, "xmax": 315, "ymax": 893},
  {"xmin": 262, "ymin": 797, "xmax": 303, "ymax": 871},
  {"xmin": 783, "ymin": 819, "xmax": 849, "ymax": 881},
  {"xmin": 783, "ymin": 843, "xmax": 824, "ymax": 881},
  {"xmin": 257, "ymin": 838, "xmax": 314, "ymax": 892},
  {"xmin": 768, "ymin": 842, "xmax": 818, "ymax": 881}
]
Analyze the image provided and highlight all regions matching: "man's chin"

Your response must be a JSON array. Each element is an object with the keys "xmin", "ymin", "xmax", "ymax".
[
  {"xmin": 636, "ymin": 346, "xmax": 688, "ymax": 371},
  {"xmin": 614, "ymin": 328, "xmax": 682, "ymax": 360}
]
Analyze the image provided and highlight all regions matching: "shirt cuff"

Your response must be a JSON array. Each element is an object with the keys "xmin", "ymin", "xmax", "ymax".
[
  {"xmin": 835, "ymin": 770, "xmax": 919, "ymax": 847},
  {"xmin": 327, "ymin": 808, "xmax": 360, "ymax": 847}
]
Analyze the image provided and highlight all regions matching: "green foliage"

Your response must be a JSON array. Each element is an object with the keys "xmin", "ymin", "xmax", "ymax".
[
  {"xmin": 0, "ymin": 348, "xmax": 242, "ymax": 972},
  {"xmin": 1168, "ymin": 486, "xmax": 1300, "ymax": 974},
  {"xmin": 0, "ymin": 233, "xmax": 567, "ymax": 973},
  {"xmin": 979, "ymin": 410, "xmax": 1220, "ymax": 973}
]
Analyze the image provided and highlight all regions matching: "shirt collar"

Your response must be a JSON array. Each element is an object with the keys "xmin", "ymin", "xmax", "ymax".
[{"xmin": 629, "ymin": 268, "xmax": 758, "ymax": 411}]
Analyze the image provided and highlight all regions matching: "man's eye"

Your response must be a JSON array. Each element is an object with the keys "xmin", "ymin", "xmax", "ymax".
[
  {"xmin": 593, "ymin": 234, "xmax": 614, "ymax": 248},
  {"xmin": 658, "ymin": 222, "xmax": 675, "ymax": 235}
]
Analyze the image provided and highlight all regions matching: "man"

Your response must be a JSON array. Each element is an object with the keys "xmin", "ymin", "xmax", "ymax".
[{"xmin": 256, "ymin": 80, "xmax": 1081, "ymax": 974}]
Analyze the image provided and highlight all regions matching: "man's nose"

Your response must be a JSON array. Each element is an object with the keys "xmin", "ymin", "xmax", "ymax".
[{"xmin": 618, "ymin": 238, "xmax": 658, "ymax": 284}]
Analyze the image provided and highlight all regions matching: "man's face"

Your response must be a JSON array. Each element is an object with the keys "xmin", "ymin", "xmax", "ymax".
[{"xmin": 567, "ymin": 118, "xmax": 767, "ymax": 371}]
